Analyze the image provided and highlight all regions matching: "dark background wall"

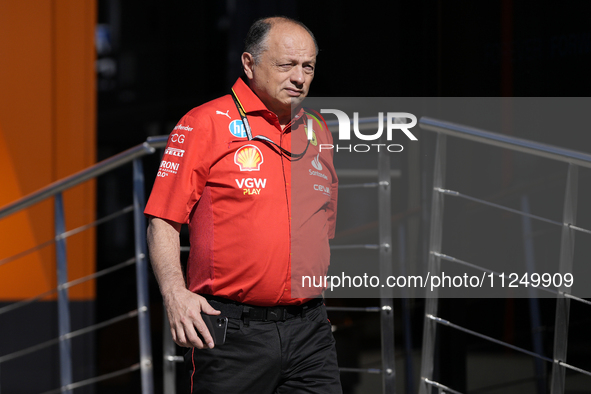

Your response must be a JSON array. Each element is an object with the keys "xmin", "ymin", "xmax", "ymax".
[{"xmin": 96, "ymin": 0, "xmax": 591, "ymax": 152}]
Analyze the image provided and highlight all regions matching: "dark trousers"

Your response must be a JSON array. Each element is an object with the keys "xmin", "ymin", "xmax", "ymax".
[{"xmin": 186, "ymin": 301, "xmax": 343, "ymax": 394}]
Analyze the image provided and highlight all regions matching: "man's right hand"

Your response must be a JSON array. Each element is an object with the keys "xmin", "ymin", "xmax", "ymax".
[
  {"xmin": 164, "ymin": 289, "xmax": 221, "ymax": 349},
  {"xmin": 146, "ymin": 216, "xmax": 221, "ymax": 349}
]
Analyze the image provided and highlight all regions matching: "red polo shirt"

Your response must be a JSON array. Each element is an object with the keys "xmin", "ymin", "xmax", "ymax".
[{"xmin": 145, "ymin": 78, "xmax": 338, "ymax": 306}]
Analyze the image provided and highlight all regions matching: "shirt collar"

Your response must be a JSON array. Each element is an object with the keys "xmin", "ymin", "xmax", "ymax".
[
  {"xmin": 231, "ymin": 77, "xmax": 307, "ymax": 122},
  {"xmin": 231, "ymin": 77, "xmax": 269, "ymax": 114}
]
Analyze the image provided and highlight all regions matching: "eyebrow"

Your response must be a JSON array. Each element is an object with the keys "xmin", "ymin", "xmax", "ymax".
[{"xmin": 276, "ymin": 55, "xmax": 316, "ymax": 64}]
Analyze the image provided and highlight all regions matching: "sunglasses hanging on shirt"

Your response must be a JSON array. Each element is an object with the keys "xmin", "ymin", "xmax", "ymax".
[{"xmin": 231, "ymin": 89, "xmax": 310, "ymax": 159}]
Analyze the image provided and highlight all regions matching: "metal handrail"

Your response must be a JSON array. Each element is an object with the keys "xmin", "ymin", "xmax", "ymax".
[
  {"xmin": 0, "ymin": 136, "xmax": 169, "ymax": 394},
  {"xmin": 0, "ymin": 256, "xmax": 137, "ymax": 317},
  {"xmin": 0, "ymin": 205, "xmax": 134, "ymax": 267},
  {"xmin": 0, "ymin": 308, "xmax": 143, "ymax": 364},
  {"xmin": 40, "ymin": 363, "xmax": 142, "ymax": 394},
  {"xmin": 418, "ymin": 116, "xmax": 591, "ymax": 394},
  {"xmin": 4, "ymin": 115, "xmax": 591, "ymax": 393},
  {"xmin": 420, "ymin": 116, "xmax": 591, "ymax": 168},
  {"xmin": 0, "ymin": 123, "xmax": 408, "ymax": 220},
  {"xmin": 23, "ymin": 115, "xmax": 591, "ymax": 393},
  {"xmin": 0, "ymin": 141, "xmax": 161, "ymax": 220}
]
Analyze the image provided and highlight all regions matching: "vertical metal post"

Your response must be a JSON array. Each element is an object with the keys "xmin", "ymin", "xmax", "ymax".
[
  {"xmin": 419, "ymin": 134, "xmax": 447, "ymax": 394},
  {"xmin": 378, "ymin": 134, "xmax": 396, "ymax": 393},
  {"xmin": 132, "ymin": 159, "xmax": 154, "ymax": 394},
  {"xmin": 550, "ymin": 164, "xmax": 578, "ymax": 394},
  {"xmin": 398, "ymin": 224, "xmax": 415, "ymax": 394},
  {"xmin": 55, "ymin": 192, "xmax": 73, "ymax": 394},
  {"xmin": 163, "ymin": 311, "xmax": 177, "ymax": 394},
  {"xmin": 520, "ymin": 195, "xmax": 546, "ymax": 394}
]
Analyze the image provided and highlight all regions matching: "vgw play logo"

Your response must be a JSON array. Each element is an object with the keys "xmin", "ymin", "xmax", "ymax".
[{"xmin": 309, "ymin": 110, "xmax": 417, "ymax": 153}]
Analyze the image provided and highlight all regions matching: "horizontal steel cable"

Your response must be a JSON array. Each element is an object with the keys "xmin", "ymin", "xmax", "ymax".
[
  {"xmin": 339, "ymin": 367, "xmax": 382, "ymax": 374},
  {"xmin": 0, "ymin": 205, "xmax": 133, "ymax": 268},
  {"xmin": 423, "ymin": 378, "xmax": 464, "ymax": 394},
  {"xmin": 0, "ymin": 308, "xmax": 143, "ymax": 364},
  {"xmin": 330, "ymin": 244, "xmax": 380, "ymax": 250},
  {"xmin": 434, "ymin": 251, "xmax": 591, "ymax": 306},
  {"xmin": 0, "ymin": 256, "xmax": 137, "ymax": 317},
  {"xmin": 339, "ymin": 182, "xmax": 386, "ymax": 189},
  {"xmin": 426, "ymin": 314, "xmax": 591, "ymax": 377},
  {"xmin": 432, "ymin": 251, "xmax": 559, "ymax": 297},
  {"xmin": 39, "ymin": 363, "xmax": 141, "ymax": 394},
  {"xmin": 435, "ymin": 188, "xmax": 563, "ymax": 227},
  {"xmin": 436, "ymin": 187, "xmax": 591, "ymax": 237},
  {"xmin": 427, "ymin": 314, "xmax": 554, "ymax": 363},
  {"xmin": 326, "ymin": 306, "xmax": 381, "ymax": 312}
]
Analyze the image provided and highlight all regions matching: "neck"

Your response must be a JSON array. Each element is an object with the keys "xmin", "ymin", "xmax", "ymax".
[{"xmin": 276, "ymin": 111, "xmax": 292, "ymax": 129}]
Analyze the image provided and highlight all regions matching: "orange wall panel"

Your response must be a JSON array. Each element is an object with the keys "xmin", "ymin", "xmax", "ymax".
[
  {"xmin": 0, "ymin": 0, "xmax": 97, "ymax": 301},
  {"xmin": 54, "ymin": 0, "xmax": 97, "ymax": 300},
  {"xmin": 0, "ymin": 123, "xmax": 56, "ymax": 299}
]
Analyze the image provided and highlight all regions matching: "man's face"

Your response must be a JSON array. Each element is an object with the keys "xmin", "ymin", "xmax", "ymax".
[{"xmin": 243, "ymin": 23, "xmax": 316, "ymax": 120}]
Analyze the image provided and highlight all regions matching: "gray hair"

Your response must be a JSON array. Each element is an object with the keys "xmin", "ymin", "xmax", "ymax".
[{"xmin": 244, "ymin": 16, "xmax": 318, "ymax": 64}]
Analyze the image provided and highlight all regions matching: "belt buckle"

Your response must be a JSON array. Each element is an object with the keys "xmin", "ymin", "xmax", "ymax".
[{"xmin": 266, "ymin": 307, "xmax": 286, "ymax": 321}]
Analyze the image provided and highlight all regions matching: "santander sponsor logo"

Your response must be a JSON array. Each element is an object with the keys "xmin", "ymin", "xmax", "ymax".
[
  {"xmin": 311, "ymin": 154, "xmax": 323, "ymax": 171},
  {"xmin": 173, "ymin": 124, "xmax": 193, "ymax": 131},
  {"xmin": 309, "ymin": 154, "xmax": 328, "ymax": 180}
]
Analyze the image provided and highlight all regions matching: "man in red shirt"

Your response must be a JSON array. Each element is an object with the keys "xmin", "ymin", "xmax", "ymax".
[{"xmin": 145, "ymin": 16, "xmax": 341, "ymax": 393}]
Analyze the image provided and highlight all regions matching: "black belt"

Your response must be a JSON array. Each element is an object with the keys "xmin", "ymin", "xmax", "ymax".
[{"xmin": 201, "ymin": 294, "xmax": 324, "ymax": 324}]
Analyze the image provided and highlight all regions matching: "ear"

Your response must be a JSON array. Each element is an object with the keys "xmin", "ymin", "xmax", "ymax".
[{"xmin": 241, "ymin": 52, "xmax": 255, "ymax": 80}]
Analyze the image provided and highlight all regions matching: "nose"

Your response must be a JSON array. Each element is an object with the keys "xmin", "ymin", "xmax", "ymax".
[{"xmin": 290, "ymin": 66, "xmax": 305, "ymax": 86}]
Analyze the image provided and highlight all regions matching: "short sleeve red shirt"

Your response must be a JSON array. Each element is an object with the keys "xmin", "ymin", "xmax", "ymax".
[{"xmin": 145, "ymin": 78, "xmax": 338, "ymax": 306}]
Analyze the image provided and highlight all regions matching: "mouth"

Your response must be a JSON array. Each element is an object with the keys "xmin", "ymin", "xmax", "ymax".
[{"xmin": 285, "ymin": 88, "xmax": 303, "ymax": 97}]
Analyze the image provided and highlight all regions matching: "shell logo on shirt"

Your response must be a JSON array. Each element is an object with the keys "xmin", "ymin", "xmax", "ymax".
[{"xmin": 234, "ymin": 144, "xmax": 264, "ymax": 171}]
